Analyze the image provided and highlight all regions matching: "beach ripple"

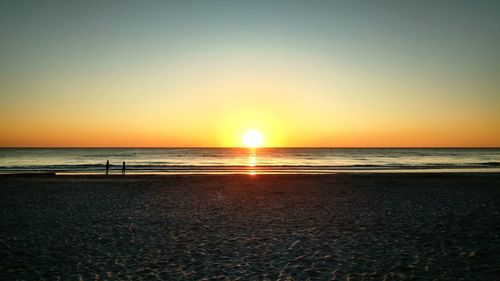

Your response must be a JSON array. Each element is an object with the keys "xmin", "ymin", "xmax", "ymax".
[{"xmin": 1, "ymin": 174, "xmax": 500, "ymax": 280}]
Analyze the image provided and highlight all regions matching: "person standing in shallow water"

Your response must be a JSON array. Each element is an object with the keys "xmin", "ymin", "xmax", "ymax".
[
  {"xmin": 122, "ymin": 161, "xmax": 126, "ymax": 175},
  {"xmin": 105, "ymin": 160, "xmax": 110, "ymax": 175}
]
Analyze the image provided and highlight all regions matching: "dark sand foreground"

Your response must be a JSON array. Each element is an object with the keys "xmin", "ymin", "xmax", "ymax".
[{"xmin": 1, "ymin": 174, "xmax": 499, "ymax": 280}]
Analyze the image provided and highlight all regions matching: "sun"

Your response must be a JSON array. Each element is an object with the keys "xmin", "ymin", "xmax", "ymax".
[{"xmin": 243, "ymin": 129, "xmax": 264, "ymax": 148}]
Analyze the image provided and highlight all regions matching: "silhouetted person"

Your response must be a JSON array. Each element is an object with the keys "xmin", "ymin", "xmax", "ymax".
[
  {"xmin": 105, "ymin": 160, "xmax": 110, "ymax": 175},
  {"xmin": 122, "ymin": 161, "xmax": 126, "ymax": 175}
]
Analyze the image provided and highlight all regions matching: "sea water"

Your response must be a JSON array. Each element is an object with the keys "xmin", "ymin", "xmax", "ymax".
[{"xmin": 0, "ymin": 148, "xmax": 499, "ymax": 174}]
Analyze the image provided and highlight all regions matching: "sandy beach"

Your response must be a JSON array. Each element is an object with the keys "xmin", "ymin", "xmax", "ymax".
[{"xmin": 1, "ymin": 173, "xmax": 499, "ymax": 280}]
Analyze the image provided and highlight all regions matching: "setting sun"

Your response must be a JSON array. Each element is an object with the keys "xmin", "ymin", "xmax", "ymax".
[{"xmin": 243, "ymin": 129, "xmax": 264, "ymax": 148}]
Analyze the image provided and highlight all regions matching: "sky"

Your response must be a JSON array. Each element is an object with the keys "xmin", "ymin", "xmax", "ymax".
[{"xmin": 1, "ymin": 0, "xmax": 499, "ymax": 147}]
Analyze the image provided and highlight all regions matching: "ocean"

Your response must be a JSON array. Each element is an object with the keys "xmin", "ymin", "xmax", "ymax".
[{"xmin": 0, "ymin": 148, "xmax": 499, "ymax": 174}]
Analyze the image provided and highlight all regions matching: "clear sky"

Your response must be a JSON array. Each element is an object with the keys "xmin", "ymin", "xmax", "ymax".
[{"xmin": 1, "ymin": 0, "xmax": 499, "ymax": 147}]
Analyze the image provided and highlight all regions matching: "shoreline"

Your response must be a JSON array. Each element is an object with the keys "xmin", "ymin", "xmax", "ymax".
[{"xmin": 1, "ymin": 170, "xmax": 499, "ymax": 178}]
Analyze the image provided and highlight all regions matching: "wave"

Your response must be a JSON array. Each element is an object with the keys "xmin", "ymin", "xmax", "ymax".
[
  {"xmin": 482, "ymin": 161, "xmax": 500, "ymax": 166},
  {"xmin": 1, "ymin": 162, "xmax": 500, "ymax": 173}
]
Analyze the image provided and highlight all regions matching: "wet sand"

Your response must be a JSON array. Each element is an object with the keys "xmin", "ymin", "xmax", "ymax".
[{"xmin": 1, "ymin": 173, "xmax": 499, "ymax": 280}]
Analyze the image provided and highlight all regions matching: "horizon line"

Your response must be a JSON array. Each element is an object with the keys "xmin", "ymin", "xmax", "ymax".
[{"xmin": 1, "ymin": 146, "xmax": 499, "ymax": 149}]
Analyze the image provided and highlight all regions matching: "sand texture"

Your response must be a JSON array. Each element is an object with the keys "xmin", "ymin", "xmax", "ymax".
[{"xmin": 1, "ymin": 174, "xmax": 499, "ymax": 280}]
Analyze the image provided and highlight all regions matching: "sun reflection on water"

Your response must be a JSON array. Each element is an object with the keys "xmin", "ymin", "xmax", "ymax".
[{"xmin": 247, "ymin": 150, "xmax": 258, "ymax": 175}]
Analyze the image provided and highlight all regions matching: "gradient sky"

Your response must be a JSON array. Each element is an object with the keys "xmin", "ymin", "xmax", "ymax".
[{"xmin": 1, "ymin": 0, "xmax": 499, "ymax": 147}]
